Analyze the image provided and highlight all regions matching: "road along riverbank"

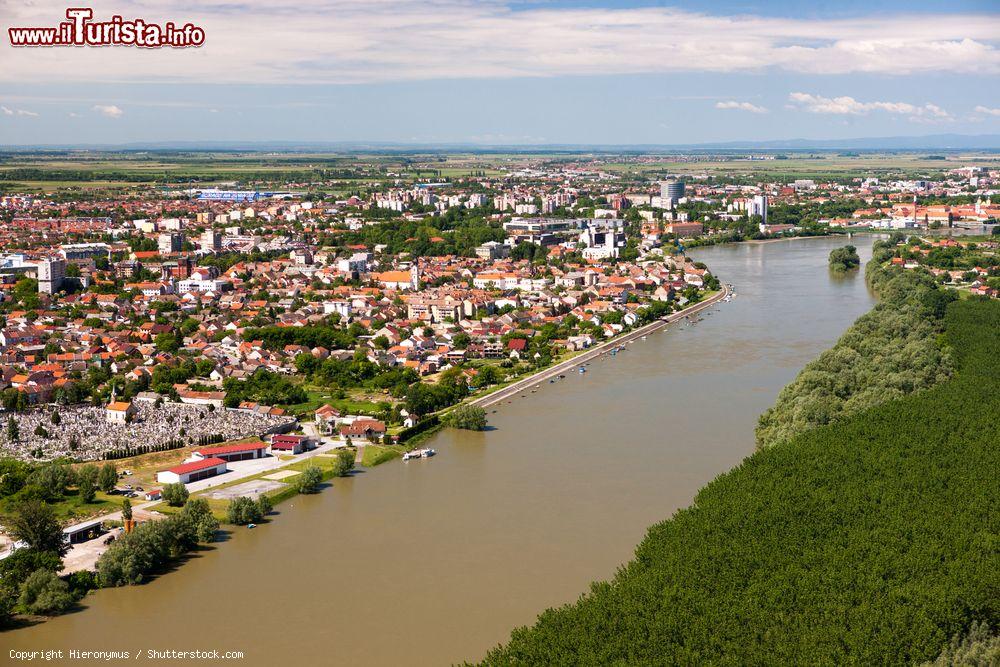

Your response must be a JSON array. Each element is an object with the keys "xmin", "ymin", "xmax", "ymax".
[{"xmin": 469, "ymin": 283, "xmax": 731, "ymax": 409}]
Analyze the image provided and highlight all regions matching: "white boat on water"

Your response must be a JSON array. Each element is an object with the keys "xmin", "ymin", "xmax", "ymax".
[{"xmin": 403, "ymin": 448, "xmax": 436, "ymax": 461}]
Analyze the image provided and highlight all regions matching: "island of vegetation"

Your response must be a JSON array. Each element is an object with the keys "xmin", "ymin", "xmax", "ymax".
[
  {"xmin": 828, "ymin": 244, "xmax": 861, "ymax": 272},
  {"xmin": 479, "ymin": 263, "xmax": 999, "ymax": 664}
]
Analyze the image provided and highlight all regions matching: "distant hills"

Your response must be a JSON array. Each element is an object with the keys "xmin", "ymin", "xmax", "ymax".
[{"xmin": 2, "ymin": 134, "xmax": 999, "ymax": 152}]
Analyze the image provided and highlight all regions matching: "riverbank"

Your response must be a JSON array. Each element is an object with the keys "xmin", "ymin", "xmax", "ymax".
[
  {"xmin": 482, "ymin": 293, "xmax": 999, "ymax": 665},
  {"xmin": 467, "ymin": 284, "xmax": 730, "ymax": 409}
]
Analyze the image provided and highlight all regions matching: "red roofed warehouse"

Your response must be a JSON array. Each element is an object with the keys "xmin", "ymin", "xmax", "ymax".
[
  {"xmin": 192, "ymin": 440, "xmax": 268, "ymax": 462},
  {"xmin": 156, "ymin": 457, "xmax": 228, "ymax": 485},
  {"xmin": 270, "ymin": 434, "xmax": 314, "ymax": 455}
]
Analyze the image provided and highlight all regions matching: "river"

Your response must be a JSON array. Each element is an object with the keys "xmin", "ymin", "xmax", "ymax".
[{"xmin": 4, "ymin": 236, "xmax": 878, "ymax": 665}]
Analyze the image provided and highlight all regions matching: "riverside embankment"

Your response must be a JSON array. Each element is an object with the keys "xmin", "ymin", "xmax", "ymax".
[{"xmin": 469, "ymin": 283, "xmax": 731, "ymax": 409}]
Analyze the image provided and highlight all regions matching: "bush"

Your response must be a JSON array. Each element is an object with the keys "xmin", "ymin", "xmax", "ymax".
[
  {"xmin": 226, "ymin": 496, "xmax": 263, "ymax": 525},
  {"xmin": 297, "ymin": 465, "xmax": 323, "ymax": 494},
  {"xmin": 161, "ymin": 482, "xmax": 189, "ymax": 507},
  {"xmin": 442, "ymin": 404, "xmax": 488, "ymax": 431},
  {"xmin": 19, "ymin": 569, "xmax": 75, "ymax": 615}
]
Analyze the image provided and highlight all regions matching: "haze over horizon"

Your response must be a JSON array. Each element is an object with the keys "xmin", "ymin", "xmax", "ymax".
[{"xmin": 1, "ymin": 0, "xmax": 999, "ymax": 146}]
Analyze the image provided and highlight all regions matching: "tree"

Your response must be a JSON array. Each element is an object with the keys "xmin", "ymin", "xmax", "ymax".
[
  {"xmin": 226, "ymin": 496, "xmax": 263, "ymax": 525},
  {"xmin": 28, "ymin": 463, "xmax": 71, "ymax": 500},
  {"xmin": 154, "ymin": 331, "xmax": 180, "ymax": 353},
  {"xmin": 0, "ymin": 583, "xmax": 15, "ymax": 626},
  {"xmin": 19, "ymin": 568, "xmax": 76, "ymax": 615},
  {"xmin": 77, "ymin": 464, "xmax": 98, "ymax": 503},
  {"xmin": 255, "ymin": 494, "xmax": 273, "ymax": 518},
  {"xmin": 97, "ymin": 463, "xmax": 117, "ymax": 493},
  {"xmin": 50, "ymin": 410, "xmax": 61, "ymax": 425},
  {"xmin": 442, "ymin": 404, "xmax": 488, "ymax": 431},
  {"xmin": 180, "ymin": 498, "xmax": 219, "ymax": 542},
  {"xmin": 121, "ymin": 498, "xmax": 132, "ymax": 521},
  {"xmin": 7, "ymin": 416, "xmax": 19, "ymax": 442},
  {"xmin": 9, "ymin": 499, "xmax": 67, "ymax": 556},
  {"xmin": 297, "ymin": 465, "xmax": 323, "ymax": 494},
  {"xmin": 0, "ymin": 549, "xmax": 63, "ymax": 588},
  {"xmin": 161, "ymin": 483, "xmax": 189, "ymax": 507},
  {"xmin": 332, "ymin": 449, "xmax": 355, "ymax": 477},
  {"xmin": 829, "ymin": 245, "xmax": 861, "ymax": 272}
]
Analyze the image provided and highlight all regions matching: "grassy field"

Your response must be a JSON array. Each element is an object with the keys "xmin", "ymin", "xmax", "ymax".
[
  {"xmin": 0, "ymin": 488, "xmax": 121, "ymax": 524},
  {"xmin": 282, "ymin": 388, "xmax": 390, "ymax": 417},
  {"xmin": 360, "ymin": 444, "xmax": 401, "ymax": 467},
  {"xmin": 5, "ymin": 149, "xmax": 995, "ymax": 194}
]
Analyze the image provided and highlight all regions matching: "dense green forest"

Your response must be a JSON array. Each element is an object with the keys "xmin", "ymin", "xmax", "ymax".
[
  {"xmin": 755, "ymin": 256, "xmax": 955, "ymax": 448},
  {"xmin": 480, "ymin": 298, "xmax": 1000, "ymax": 665}
]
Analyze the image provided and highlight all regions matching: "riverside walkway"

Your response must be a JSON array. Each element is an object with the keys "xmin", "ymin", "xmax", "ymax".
[{"xmin": 468, "ymin": 283, "xmax": 730, "ymax": 409}]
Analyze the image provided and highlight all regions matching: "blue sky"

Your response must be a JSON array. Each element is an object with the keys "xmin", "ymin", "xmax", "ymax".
[{"xmin": 1, "ymin": 0, "xmax": 998, "ymax": 145}]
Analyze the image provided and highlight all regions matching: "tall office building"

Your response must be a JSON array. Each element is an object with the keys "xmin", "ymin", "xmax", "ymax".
[
  {"xmin": 158, "ymin": 232, "xmax": 183, "ymax": 255},
  {"xmin": 37, "ymin": 257, "xmax": 66, "ymax": 294},
  {"xmin": 661, "ymin": 179, "xmax": 685, "ymax": 207},
  {"xmin": 748, "ymin": 195, "xmax": 769, "ymax": 224},
  {"xmin": 200, "ymin": 228, "xmax": 223, "ymax": 252}
]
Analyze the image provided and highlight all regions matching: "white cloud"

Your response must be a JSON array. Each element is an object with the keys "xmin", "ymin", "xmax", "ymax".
[
  {"xmin": 93, "ymin": 104, "xmax": 123, "ymax": 118},
  {"xmin": 715, "ymin": 100, "xmax": 767, "ymax": 113},
  {"xmin": 0, "ymin": 2, "xmax": 998, "ymax": 84},
  {"xmin": 1, "ymin": 105, "xmax": 38, "ymax": 116},
  {"xmin": 974, "ymin": 105, "xmax": 1000, "ymax": 116},
  {"xmin": 788, "ymin": 93, "xmax": 952, "ymax": 121}
]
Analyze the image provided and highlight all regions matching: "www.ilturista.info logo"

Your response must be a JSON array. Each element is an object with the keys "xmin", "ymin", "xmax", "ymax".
[{"xmin": 8, "ymin": 8, "xmax": 205, "ymax": 48}]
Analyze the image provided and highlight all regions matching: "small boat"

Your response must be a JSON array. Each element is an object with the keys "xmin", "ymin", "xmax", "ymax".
[
  {"xmin": 559, "ymin": 374, "xmax": 565, "ymax": 378},
  {"xmin": 403, "ymin": 448, "xmax": 436, "ymax": 461},
  {"xmin": 641, "ymin": 336, "xmax": 647, "ymax": 340},
  {"xmin": 247, "ymin": 523, "xmax": 257, "ymax": 529},
  {"xmin": 578, "ymin": 367, "xmax": 586, "ymax": 373}
]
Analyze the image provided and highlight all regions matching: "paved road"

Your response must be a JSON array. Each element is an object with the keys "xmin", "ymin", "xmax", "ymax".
[{"xmin": 469, "ymin": 284, "xmax": 731, "ymax": 409}]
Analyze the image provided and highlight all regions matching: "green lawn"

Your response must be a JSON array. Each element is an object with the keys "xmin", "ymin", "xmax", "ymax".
[
  {"xmin": 360, "ymin": 444, "xmax": 401, "ymax": 467},
  {"xmin": 0, "ymin": 489, "xmax": 121, "ymax": 525},
  {"xmin": 282, "ymin": 389, "xmax": 389, "ymax": 417}
]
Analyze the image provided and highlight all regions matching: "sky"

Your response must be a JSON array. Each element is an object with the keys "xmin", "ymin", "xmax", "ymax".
[{"xmin": 0, "ymin": 0, "xmax": 998, "ymax": 146}]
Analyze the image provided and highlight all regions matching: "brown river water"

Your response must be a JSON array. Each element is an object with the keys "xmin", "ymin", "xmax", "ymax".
[{"xmin": 4, "ymin": 236, "xmax": 878, "ymax": 666}]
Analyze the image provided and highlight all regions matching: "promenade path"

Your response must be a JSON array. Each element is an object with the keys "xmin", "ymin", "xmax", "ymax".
[{"xmin": 468, "ymin": 283, "xmax": 730, "ymax": 409}]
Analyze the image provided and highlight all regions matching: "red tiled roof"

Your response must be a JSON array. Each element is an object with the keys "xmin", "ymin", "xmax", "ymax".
[
  {"xmin": 164, "ymin": 457, "xmax": 227, "ymax": 475},
  {"xmin": 270, "ymin": 441, "xmax": 300, "ymax": 450},
  {"xmin": 194, "ymin": 442, "xmax": 266, "ymax": 457}
]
